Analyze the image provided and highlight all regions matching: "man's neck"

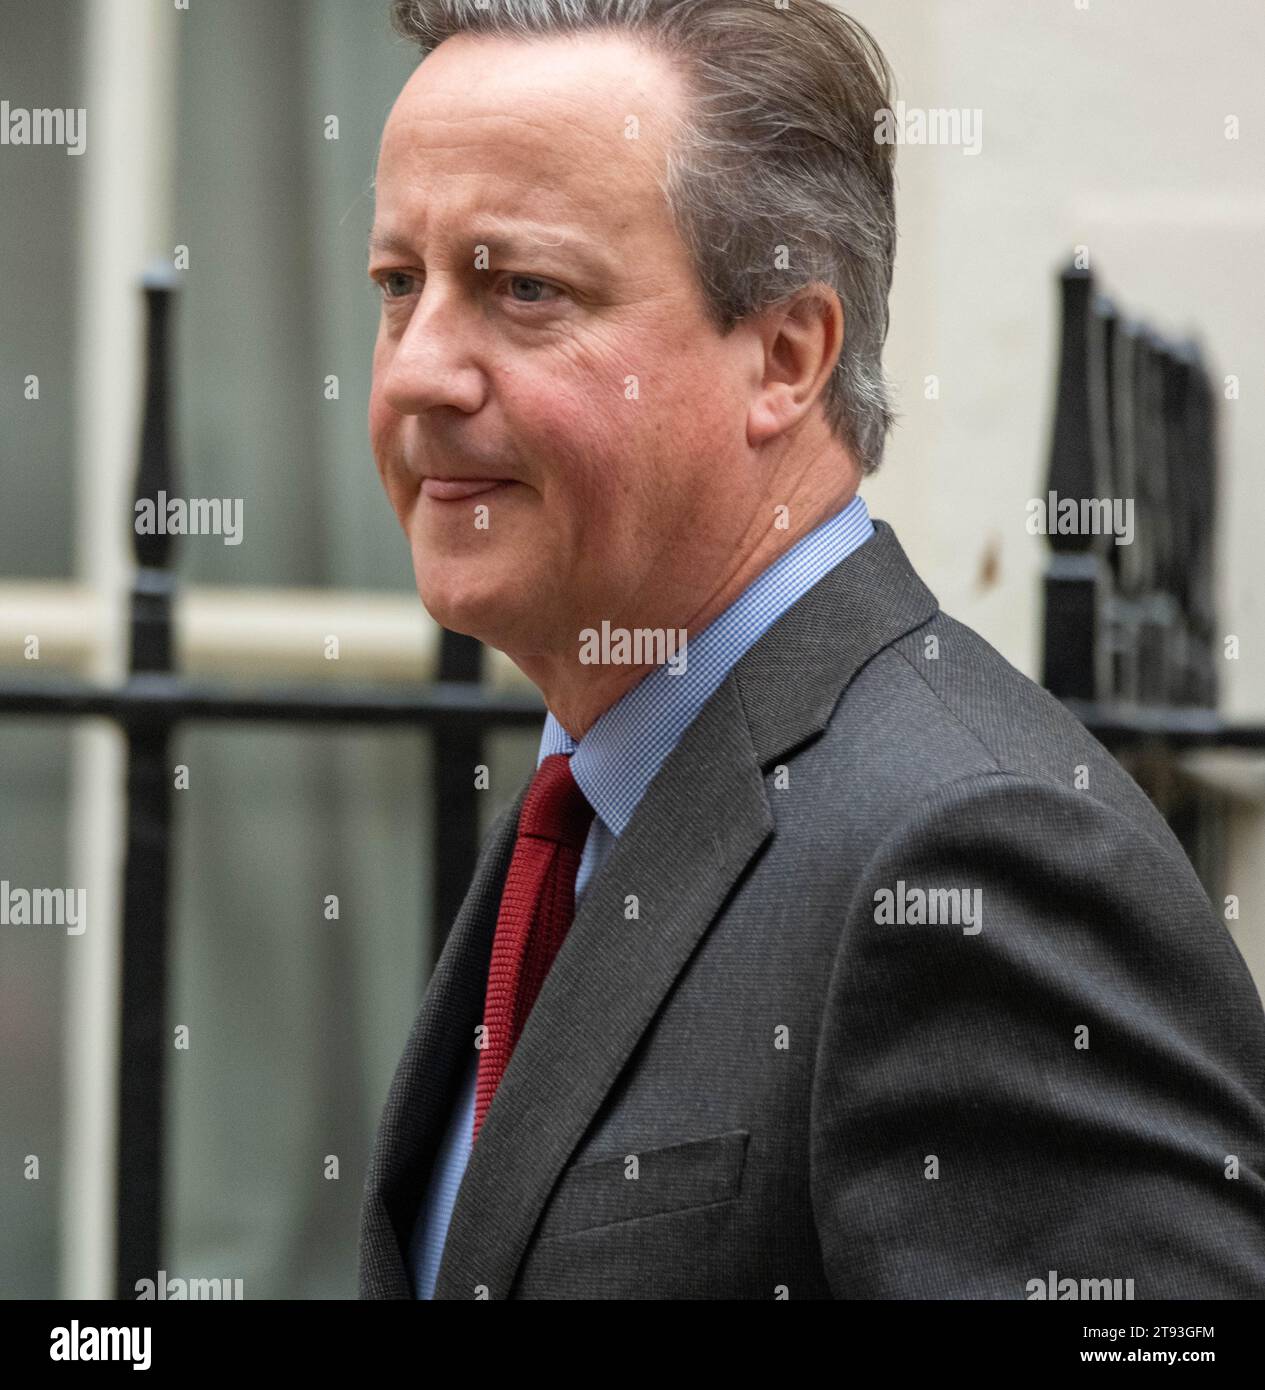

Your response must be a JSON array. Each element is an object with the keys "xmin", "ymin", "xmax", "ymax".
[{"xmin": 511, "ymin": 484, "xmax": 860, "ymax": 740}]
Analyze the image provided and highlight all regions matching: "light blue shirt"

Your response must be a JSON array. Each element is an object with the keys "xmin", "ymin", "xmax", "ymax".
[{"xmin": 409, "ymin": 493, "xmax": 875, "ymax": 1296}]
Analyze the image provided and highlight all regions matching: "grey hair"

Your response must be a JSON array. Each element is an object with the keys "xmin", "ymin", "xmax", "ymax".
[{"xmin": 390, "ymin": 0, "xmax": 898, "ymax": 475}]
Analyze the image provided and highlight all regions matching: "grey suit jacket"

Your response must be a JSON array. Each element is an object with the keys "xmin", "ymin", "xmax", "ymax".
[{"xmin": 359, "ymin": 519, "xmax": 1265, "ymax": 1299}]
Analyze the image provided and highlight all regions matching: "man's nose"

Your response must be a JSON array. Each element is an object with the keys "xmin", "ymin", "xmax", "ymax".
[{"xmin": 381, "ymin": 283, "xmax": 486, "ymax": 417}]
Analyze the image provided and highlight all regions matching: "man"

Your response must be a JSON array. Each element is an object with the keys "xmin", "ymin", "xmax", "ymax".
[{"xmin": 359, "ymin": 0, "xmax": 1265, "ymax": 1299}]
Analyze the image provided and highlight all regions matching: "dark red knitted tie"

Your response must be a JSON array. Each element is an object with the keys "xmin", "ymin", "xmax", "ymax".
[{"xmin": 473, "ymin": 753, "xmax": 595, "ymax": 1142}]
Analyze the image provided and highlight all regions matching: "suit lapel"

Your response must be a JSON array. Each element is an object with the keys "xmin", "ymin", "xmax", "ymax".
[
  {"xmin": 432, "ymin": 519, "xmax": 939, "ymax": 1298},
  {"xmin": 359, "ymin": 792, "xmax": 525, "ymax": 1298},
  {"xmin": 433, "ymin": 675, "xmax": 774, "ymax": 1298}
]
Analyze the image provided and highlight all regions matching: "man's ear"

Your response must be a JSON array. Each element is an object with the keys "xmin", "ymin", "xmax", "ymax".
[{"xmin": 746, "ymin": 284, "xmax": 844, "ymax": 447}]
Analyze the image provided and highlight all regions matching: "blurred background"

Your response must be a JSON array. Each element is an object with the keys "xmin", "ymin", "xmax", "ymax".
[{"xmin": 1, "ymin": 0, "xmax": 1263, "ymax": 1298}]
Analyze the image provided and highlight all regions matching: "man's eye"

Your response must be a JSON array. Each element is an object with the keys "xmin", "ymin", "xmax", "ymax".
[
  {"xmin": 379, "ymin": 271, "xmax": 417, "ymax": 300},
  {"xmin": 502, "ymin": 275, "xmax": 563, "ymax": 305},
  {"xmin": 373, "ymin": 269, "xmax": 563, "ymax": 307}
]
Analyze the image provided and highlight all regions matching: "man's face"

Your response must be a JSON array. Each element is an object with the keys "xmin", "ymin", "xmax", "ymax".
[{"xmin": 369, "ymin": 33, "xmax": 764, "ymax": 662}]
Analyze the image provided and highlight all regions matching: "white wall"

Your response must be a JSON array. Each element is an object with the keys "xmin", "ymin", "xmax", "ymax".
[{"xmin": 848, "ymin": 0, "xmax": 1263, "ymax": 698}]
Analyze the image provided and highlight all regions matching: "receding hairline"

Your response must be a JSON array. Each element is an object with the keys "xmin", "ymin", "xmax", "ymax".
[{"xmin": 400, "ymin": 22, "xmax": 692, "ymax": 98}]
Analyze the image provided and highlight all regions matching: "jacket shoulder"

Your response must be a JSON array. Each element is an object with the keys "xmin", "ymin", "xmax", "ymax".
[{"xmin": 817, "ymin": 607, "xmax": 1183, "ymax": 862}]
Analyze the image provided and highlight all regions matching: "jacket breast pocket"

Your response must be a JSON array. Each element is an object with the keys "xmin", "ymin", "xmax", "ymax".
[{"xmin": 534, "ymin": 1129, "xmax": 750, "ymax": 1242}]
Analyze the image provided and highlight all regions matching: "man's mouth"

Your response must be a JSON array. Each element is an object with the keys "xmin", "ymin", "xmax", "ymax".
[{"xmin": 421, "ymin": 478, "xmax": 512, "ymax": 502}]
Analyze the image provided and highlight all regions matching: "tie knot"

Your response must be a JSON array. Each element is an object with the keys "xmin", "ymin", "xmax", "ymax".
[{"xmin": 518, "ymin": 753, "xmax": 595, "ymax": 851}]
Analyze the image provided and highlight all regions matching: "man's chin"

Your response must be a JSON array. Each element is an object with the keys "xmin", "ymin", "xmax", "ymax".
[{"xmin": 414, "ymin": 571, "xmax": 529, "ymax": 651}]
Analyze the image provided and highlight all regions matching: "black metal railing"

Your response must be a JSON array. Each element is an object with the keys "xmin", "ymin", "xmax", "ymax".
[
  {"xmin": 1040, "ymin": 261, "xmax": 1264, "ymax": 882},
  {"xmin": 0, "ymin": 274, "xmax": 543, "ymax": 1298},
  {"xmin": 1043, "ymin": 262, "xmax": 1221, "ymax": 709}
]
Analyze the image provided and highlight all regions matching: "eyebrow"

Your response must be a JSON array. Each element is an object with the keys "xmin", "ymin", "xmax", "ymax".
[{"xmin": 368, "ymin": 222, "xmax": 615, "ymax": 276}]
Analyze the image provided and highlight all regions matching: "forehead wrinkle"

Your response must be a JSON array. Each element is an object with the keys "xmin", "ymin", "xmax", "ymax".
[
  {"xmin": 378, "ymin": 145, "xmax": 612, "ymax": 238},
  {"xmin": 368, "ymin": 219, "xmax": 619, "ymax": 280},
  {"xmin": 384, "ymin": 116, "xmax": 641, "ymax": 205},
  {"xmin": 374, "ymin": 143, "xmax": 649, "ymax": 257}
]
